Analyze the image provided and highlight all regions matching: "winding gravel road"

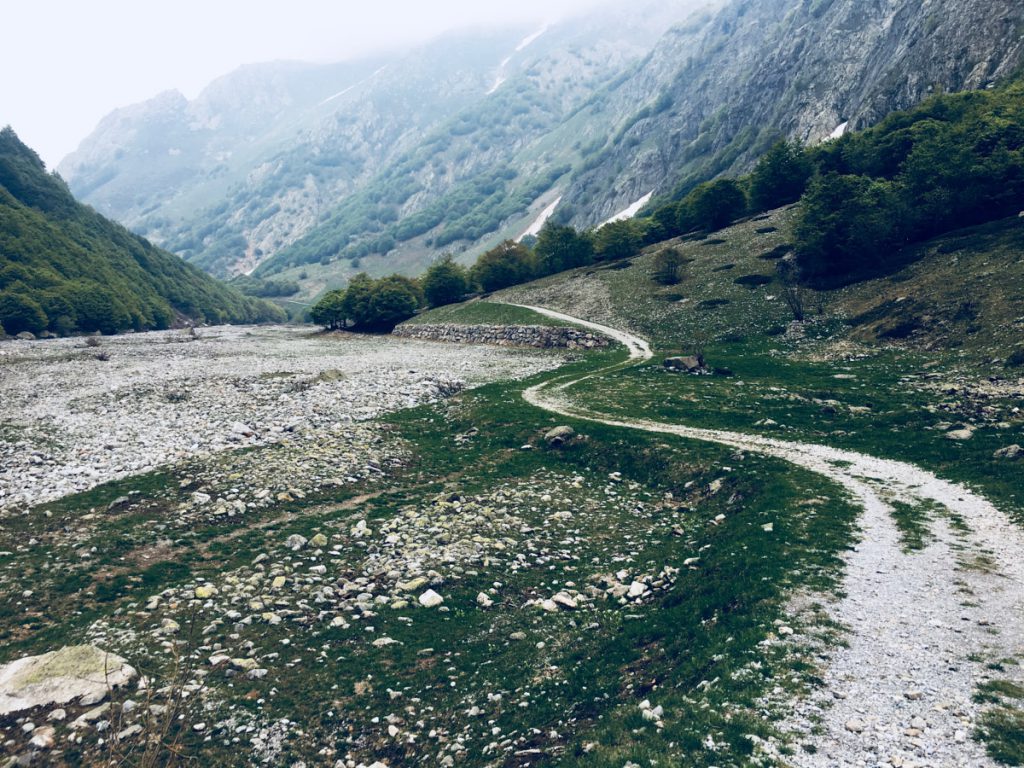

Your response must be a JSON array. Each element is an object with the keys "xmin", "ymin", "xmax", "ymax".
[{"xmin": 514, "ymin": 303, "xmax": 1024, "ymax": 767}]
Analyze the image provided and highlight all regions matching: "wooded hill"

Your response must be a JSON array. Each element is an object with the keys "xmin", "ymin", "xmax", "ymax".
[{"xmin": 0, "ymin": 128, "xmax": 284, "ymax": 337}]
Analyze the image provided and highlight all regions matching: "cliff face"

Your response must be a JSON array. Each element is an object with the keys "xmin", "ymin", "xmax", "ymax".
[
  {"xmin": 59, "ymin": 0, "xmax": 1024, "ymax": 294},
  {"xmin": 564, "ymin": 0, "xmax": 1024, "ymax": 224}
]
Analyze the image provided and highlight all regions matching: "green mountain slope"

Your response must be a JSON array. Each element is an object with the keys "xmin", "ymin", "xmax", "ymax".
[{"xmin": 0, "ymin": 128, "xmax": 284, "ymax": 337}]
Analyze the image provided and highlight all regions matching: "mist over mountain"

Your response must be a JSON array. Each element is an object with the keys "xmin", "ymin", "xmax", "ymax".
[{"xmin": 60, "ymin": 0, "xmax": 1024, "ymax": 301}]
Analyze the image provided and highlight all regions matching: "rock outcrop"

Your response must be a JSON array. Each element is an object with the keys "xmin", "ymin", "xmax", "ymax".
[{"xmin": 392, "ymin": 323, "xmax": 610, "ymax": 350}]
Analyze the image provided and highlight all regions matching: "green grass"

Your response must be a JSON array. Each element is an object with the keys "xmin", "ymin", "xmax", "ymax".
[
  {"xmin": 978, "ymin": 706, "xmax": 1024, "ymax": 765},
  {"xmin": 888, "ymin": 500, "xmax": 935, "ymax": 552},
  {"xmin": 402, "ymin": 299, "xmax": 573, "ymax": 327}
]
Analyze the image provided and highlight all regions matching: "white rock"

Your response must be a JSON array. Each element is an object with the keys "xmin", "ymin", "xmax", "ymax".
[{"xmin": 418, "ymin": 590, "xmax": 444, "ymax": 608}]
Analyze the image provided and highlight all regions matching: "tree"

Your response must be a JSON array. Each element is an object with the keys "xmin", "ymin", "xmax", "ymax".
[
  {"xmin": 652, "ymin": 247, "xmax": 687, "ymax": 286},
  {"xmin": 794, "ymin": 173, "xmax": 905, "ymax": 282},
  {"xmin": 422, "ymin": 255, "xmax": 469, "ymax": 308},
  {"xmin": 749, "ymin": 140, "xmax": 813, "ymax": 212},
  {"xmin": 593, "ymin": 220, "xmax": 641, "ymax": 262},
  {"xmin": 365, "ymin": 275, "xmax": 421, "ymax": 330},
  {"xmin": 687, "ymin": 179, "xmax": 748, "ymax": 232},
  {"xmin": 534, "ymin": 223, "xmax": 593, "ymax": 275},
  {"xmin": 310, "ymin": 289, "xmax": 347, "ymax": 330},
  {"xmin": 470, "ymin": 241, "xmax": 537, "ymax": 292},
  {"xmin": 38, "ymin": 290, "xmax": 77, "ymax": 335},
  {"xmin": 0, "ymin": 292, "xmax": 47, "ymax": 335},
  {"xmin": 340, "ymin": 273, "xmax": 375, "ymax": 327}
]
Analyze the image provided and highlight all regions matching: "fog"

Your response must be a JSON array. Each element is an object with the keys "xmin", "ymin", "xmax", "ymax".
[{"xmin": 0, "ymin": 0, "xmax": 615, "ymax": 168}]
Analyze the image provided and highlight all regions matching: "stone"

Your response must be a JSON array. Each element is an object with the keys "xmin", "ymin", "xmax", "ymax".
[
  {"xmin": 663, "ymin": 355, "xmax": 704, "ymax": 372},
  {"xmin": 551, "ymin": 592, "xmax": 578, "ymax": 610},
  {"xmin": 994, "ymin": 444, "xmax": 1023, "ymax": 460},
  {"xmin": 544, "ymin": 426, "xmax": 575, "ymax": 447},
  {"xmin": 194, "ymin": 585, "xmax": 217, "ymax": 599},
  {"xmin": 477, "ymin": 592, "xmax": 494, "ymax": 608},
  {"xmin": 845, "ymin": 718, "xmax": 865, "ymax": 734},
  {"xmin": 310, "ymin": 533, "xmax": 329, "ymax": 547},
  {"xmin": 29, "ymin": 726, "xmax": 55, "ymax": 748},
  {"xmin": 418, "ymin": 589, "xmax": 444, "ymax": 608},
  {"xmin": 0, "ymin": 646, "xmax": 135, "ymax": 716},
  {"xmin": 15, "ymin": 332, "xmax": 36, "ymax": 341},
  {"xmin": 285, "ymin": 534, "xmax": 308, "ymax": 551},
  {"xmin": 945, "ymin": 427, "xmax": 974, "ymax": 441},
  {"xmin": 627, "ymin": 581, "xmax": 647, "ymax": 599}
]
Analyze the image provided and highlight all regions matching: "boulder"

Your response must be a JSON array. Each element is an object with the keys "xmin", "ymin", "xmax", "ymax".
[
  {"xmin": 544, "ymin": 426, "xmax": 575, "ymax": 447},
  {"xmin": 15, "ymin": 332, "xmax": 35, "ymax": 341},
  {"xmin": 418, "ymin": 589, "xmax": 444, "ymax": 608},
  {"xmin": 994, "ymin": 444, "xmax": 1023, "ymax": 460},
  {"xmin": 0, "ymin": 646, "xmax": 136, "ymax": 716},
  {"xmin": 945, "ymin": 427, "xmax": 975, "ymax": 441},
  {"xmin": 663, "ymin": 356, "xmax": 704, "ymax": 372}
]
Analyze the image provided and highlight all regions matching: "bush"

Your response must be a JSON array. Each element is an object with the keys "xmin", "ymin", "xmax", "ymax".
[
  {"xmin": 652, "ymin": 248, "xmax": 687, "ymax": 285},
  {"xmin": 683, "ymin": 179, "xmax": 748, "ymax": 232},
  {"xmin": 794, "ymin": 173, "xmax": 904, "ymax": 282},
  {"xmin": 310, "ymin": 273, "xmax": 422, "ymax": 332},
  {"xmin": 422, "ymin": 255, "xmax": 469, "ymax": 308}
]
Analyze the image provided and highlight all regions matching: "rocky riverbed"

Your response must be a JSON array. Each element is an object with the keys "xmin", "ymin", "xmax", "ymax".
[{"xmin": 0, "ymin": 325, "xmax": 565, "ymax": 513}]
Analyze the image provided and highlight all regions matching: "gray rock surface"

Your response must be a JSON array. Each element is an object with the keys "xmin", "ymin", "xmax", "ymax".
[{"xmin": 0, "ymin": 646, "xmax": 135, "ymax": 716}]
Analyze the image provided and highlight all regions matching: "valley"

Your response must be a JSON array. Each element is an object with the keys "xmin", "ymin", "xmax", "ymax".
[{"xmin": 1, "ymin": 0, "xmax": 1023, "ymax": 765}]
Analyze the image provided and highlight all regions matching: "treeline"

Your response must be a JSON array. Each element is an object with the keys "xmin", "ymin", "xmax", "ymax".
[{"xmin": 0, "ymin": 127, "xmax": 285, "ymax": 338}]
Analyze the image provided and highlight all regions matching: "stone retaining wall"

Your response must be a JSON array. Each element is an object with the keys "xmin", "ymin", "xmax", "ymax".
[{"xmin": 392, "ymin": 323, "xmax": 610, "ymax": 350}]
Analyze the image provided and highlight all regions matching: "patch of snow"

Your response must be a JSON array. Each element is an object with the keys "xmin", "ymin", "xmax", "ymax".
[
  {"xmin": 829, "ymin": 121, "xmax": 849, "ymax": 140},
  {"xmin": 487, "ymin": 26, "xmax": 548, "ymax": 95},
  {"xmin": 516, "ymin": 25, "xmax": 549, "ymax": 52},
  {"xmin": 320, "ymin": 66, "xmax": 389, "ymax": 106},
  {"xmin": 600, "ymin": 192, "xmax": 654, "ymax": 228},
  {"xmin": 518, "ymin": 196, "xmax": 562, "ymax": 241}
]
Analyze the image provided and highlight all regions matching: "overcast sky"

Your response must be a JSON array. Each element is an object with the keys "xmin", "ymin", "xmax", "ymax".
[{"xmin": 1, "ymin": 0, "xmax": 608, "ymax": 168}]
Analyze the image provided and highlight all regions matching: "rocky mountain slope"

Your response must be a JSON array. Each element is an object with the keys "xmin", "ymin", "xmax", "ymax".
[
  {"xmin": 564, "ymin": 0, "xmax": 1024, "ymax": 224},
  {"xmin": 61, "ymin": 2, "xmax": 700, "ymax": 284},
  {"xmin": 60, "ymin": 0, "xmax": 1024, "ymax": 300},
  {"xmin": 0, "ymin": 128, "xmax": 283, "ymax": 336}
]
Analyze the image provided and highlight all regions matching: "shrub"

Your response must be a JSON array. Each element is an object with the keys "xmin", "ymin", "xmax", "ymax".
[
  {"xmin": 683, "ymin": 179, "xmax": 748, "ymax": 232},
  {"xmin": 749, "ymin": 140, "xmax": 813, "ymax": 212},
  {"xmin": 652, "ymin": 248, "xmax": 687, "ymax": 285},
  {"xmin": 534, "ymin": 223, "xmax": 594, "ymax": 275},
  {"xmin": 794, "ymin": 173, "xmax": 905, "ymax": 282}
]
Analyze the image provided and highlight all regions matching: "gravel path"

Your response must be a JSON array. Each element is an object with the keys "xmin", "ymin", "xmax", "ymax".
[
  {"xmin": 0, "ymin": 325, "xmax": 564, "ymax": 512},
  {"xmin": 515, "ymin": 304, "xmax": 1024, "ymax": 767}
]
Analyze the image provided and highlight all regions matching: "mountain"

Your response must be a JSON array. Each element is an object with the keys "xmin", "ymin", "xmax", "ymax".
[
  {"xmin": 59, "ymin": 1, "xmax": 710, "ymax": 288},
  {"xmin": 60, "ymin": 0, "xmax": 1024, "ymax": 301},
  {"xmin": 561, "ymin": 0, "xmax": 1024, "ymax": 225},
  {"xmin": 0, "ymin": 127, "xmax": 284, "ymax": 337}
]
